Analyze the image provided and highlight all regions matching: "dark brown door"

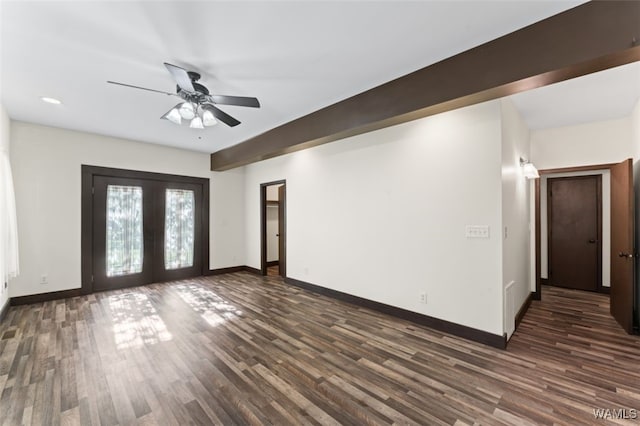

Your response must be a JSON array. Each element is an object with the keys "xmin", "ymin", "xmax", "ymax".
[
  {"xmin": 610, "ymin": 158, "xmax": 634, "ymax": 333},
  {"xmin": 548, "ymin": 175, "xmax": 601, "ymax": 291},
  {"xmin": 93, "ymin": 176, "xmax": 155, "ymax": 291},
  {"xmin": 278, "ymin": 184, "xmax": 286, "ymax": 278},
  {"xmin": 154, "ymin": 182, "xmax": 204, "ymax": 282},
  {"xmin": 92, "ymin": 176, "xmax": 204, "ymax": 292}
]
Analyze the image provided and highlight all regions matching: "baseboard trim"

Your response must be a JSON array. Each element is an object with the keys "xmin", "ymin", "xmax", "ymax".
[
  {"xmin": 266, "ymin": 261, "xmax": 279, "ymax": 267},
  {"xmin": 0, "ymin": 299, "xmax": 9, "ymax": 322},
  {"xmin": 9, "ymin": 266, "xmax": 263, "ymax": 306},
  {"xmin": 544, "ymin": 279, "xmax": 611, "ymax": 295},
  {"xmin": 207, "ymin": 266, "xmax": 245, "ymax": 276},
  {"xmin": 284, "ymin": 276, "xmax": 506, "ymax": 349},
  {"xmin": 243, "ymin": 266, "xmax": 262, "ymax": 276},
  {"xmin": 11, "ymin": 288, "xmax": 83, "ymax": 306},
  {"xmin": 515, "ymin": 292, "xmax": 533, "ymax": 329}
]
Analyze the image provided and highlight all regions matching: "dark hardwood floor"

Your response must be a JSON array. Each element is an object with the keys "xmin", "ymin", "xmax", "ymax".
[
  {"xmin": 266, "ymin": 265, "xmax": 279, "ymax": 277},
  {"xmin": 1, "ymin": 276, "xmax": 639, "ymax": 425}
]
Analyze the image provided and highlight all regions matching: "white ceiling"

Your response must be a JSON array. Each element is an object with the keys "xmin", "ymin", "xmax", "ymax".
[
  {"xmin": 511, "ymin": 61, "xmax": 640, "ymax": 130},
  {"xmin": 5, "ymin": 0, "xmax": 629, "ymax": 155}
]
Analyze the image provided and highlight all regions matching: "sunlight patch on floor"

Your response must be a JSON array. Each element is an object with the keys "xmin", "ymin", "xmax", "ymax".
[
  {"xmin": 107, "ymin": 292, "xmax": 172, "ymax": 350},
  {"xmin": 174, "ymin": 283, "xmax": 242, "ymax": 327}
]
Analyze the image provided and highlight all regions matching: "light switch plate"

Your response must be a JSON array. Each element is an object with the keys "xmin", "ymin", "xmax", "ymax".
[{"xmin": 466, "ymin": 225, "xmax": 490, "ymax": 239}]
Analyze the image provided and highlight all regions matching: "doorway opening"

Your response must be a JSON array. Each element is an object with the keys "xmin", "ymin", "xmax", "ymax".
[
  {"xmin": 534, "ymin": 159, "xmax": 635, "ymax": 334},
  {"xmin": 260, "ymin": 180, "xmax": 286, "ymax": 278},
  {"xmin": 81, "ymin": 165, "xmax": 209, "ymax": 294}
]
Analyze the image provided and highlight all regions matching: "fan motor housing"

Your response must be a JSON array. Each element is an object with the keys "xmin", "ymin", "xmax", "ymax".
[
  {"xmin": 177, "ymin": 77, "xmax": 210, "ymax": 103},
  {"xmin": 192, "ymin": 82, "xmax": 209, "ymax": 95}
]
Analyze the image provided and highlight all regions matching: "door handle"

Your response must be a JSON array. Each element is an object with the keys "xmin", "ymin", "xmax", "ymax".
[
  {"xmin": 618, "ymin": 252, "xmax": 634, "ymax": 258},
  {"xmin": 588, "ymin": 239, "xmax": 597, "ymax": 244}
]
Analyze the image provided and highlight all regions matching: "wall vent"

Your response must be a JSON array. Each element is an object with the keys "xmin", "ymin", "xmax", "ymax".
[{"xmin": 504, "ymin": 281, "xmax": 516, "ymax": 340}]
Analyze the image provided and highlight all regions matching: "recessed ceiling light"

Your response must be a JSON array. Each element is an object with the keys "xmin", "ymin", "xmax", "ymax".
[{"xmin": 40, "ymin": 97, "xmax": 62, "ymax": 105}]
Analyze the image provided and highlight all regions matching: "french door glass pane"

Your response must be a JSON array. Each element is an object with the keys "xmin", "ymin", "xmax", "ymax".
[
  {"xmin": 106, "ymin": 185, "xmax": 143, "ymax": 276},
  {"xmin": 165, "ymin": 189, "xmax": 195, "ymax": 270}
]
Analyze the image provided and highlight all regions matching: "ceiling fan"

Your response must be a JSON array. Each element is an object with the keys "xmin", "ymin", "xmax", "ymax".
[{"xmin": 107, "ymin": 63, "xmax": 260, "ymax": 128}]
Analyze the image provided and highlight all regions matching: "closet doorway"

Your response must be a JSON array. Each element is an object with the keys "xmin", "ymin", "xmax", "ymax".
[{"xmin": 260, "ymin": 180, "xmax": 286, "ymax": 278}]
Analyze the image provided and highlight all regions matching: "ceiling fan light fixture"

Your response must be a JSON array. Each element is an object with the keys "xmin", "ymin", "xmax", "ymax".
[
  {"xmin": 163, "ymin": 107, "xmax": 182, "ymax": 125},
  {"xmin": 202, "ymin": 109, "xmax": 217, "ymax": 127},
  {"xmin": 179, "ymin": 102, "xmax": 195, "ymax": 120},
  {"xmin": 190, "ymin": 116, "xmax": 204, "ymax": 129},
  {"xmin": 107, "ymin": 62, "xmax": 259, "ymax": 129}
]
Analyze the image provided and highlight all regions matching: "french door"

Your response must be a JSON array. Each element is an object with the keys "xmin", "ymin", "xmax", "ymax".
[
  {"xmin": 93, "ymin": 176, "xmax": 154, "ymax": 290},
  {"xmin": 83, "ymin": 166, "xmax": 208, "ymax": 293}
]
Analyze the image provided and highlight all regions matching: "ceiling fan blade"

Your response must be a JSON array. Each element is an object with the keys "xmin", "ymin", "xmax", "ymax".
[
  {"xmin": 164, "ymin": 62, "xmax": 195, "ymax": 92},
  {"xmin": 208, "ymin": 94, "xmax": 260, "ymax": 108},
  {"xmin": 107, "ymin": 81, "xmax": 177, "ymax": 96},
  {"xmin": 202, "ymin": 104, "xmax": 241, "ymax": 127}
]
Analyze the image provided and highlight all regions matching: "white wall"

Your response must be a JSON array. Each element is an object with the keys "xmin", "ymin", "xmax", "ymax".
[
  {"xmin": 210, "ymin": 168, "xmax": 246, "ymax": 269},
  {"xmin": 540, "ymin": 170, "xmax": 611, "ymax": 286},
  {"xmin": 0, "ymin": 105, "xmax": 10, "ymax": 311},
  {"xmin": 531, "ymin": 117, "xmax": 632, "ymax": 170},
  {"xmin": 500, "ymin": 99, "xmax": 531, "ymax": 338},
  {"xmin": 244, "ymin": 101, "xmax": 505, "ymax": 335},
  {"xmin": 633, "ymin": 99, "xmax": 640, "ymax": 161},
  {"xmin": 9, "ymin": 122, "xmax": 245, "ymax": 297}
]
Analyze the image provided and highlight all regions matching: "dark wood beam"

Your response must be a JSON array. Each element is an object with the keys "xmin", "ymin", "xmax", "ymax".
[{"xmin": 211, "ymin": 1, "xmax": 640, "ymax": 171}]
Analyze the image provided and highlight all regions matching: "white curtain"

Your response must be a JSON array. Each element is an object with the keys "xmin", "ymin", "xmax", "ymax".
[
  {"xmin": 0, "ymin": 145, "xmax": 19, "ymax": 285},
  {"xmin": 106, "ymin": 185, "xmax": 143, "ymax": 277},
  {"xmin": 165, "ymin": 189, "xmax": 195, "ymax": 270}
]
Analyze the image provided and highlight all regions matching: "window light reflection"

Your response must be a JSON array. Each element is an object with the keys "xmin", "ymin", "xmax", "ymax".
[
  {"xmin": 107, "ymin": 292, "xmax": 172, "ymax": 350},
  {"xmin": 174, "ymin": 284, "xmax": 242, "ymax": 327}
]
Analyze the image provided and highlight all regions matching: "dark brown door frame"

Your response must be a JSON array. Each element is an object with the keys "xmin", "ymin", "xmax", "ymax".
[
  {"xmin": 81, "ymin": 165, "xmax": 210, "ymax": 294},
  {"xmin": 534, "ymin": 163, "xmax": 617, "ymax": 300},
  {"xmin": 278, "ymin": 185, "xmax": 287, "ymax": 278},
  {"xmin": 260, "ymin": 180, "xmax": 286, "ymax": 276},
  {"xmin": 546, "ymin": 175, "xmax": 603, "ymax": 293}
]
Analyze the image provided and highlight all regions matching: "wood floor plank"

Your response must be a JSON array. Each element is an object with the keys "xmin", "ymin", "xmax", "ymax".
[{"xmin": 1, "ymin": 278, "xmax": 639, "ymax": 425}]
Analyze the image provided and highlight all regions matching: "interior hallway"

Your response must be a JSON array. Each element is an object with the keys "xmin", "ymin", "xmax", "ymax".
[{"xmin": 0, "ymin": 276, "xmax": 638, "ymax": 425}]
